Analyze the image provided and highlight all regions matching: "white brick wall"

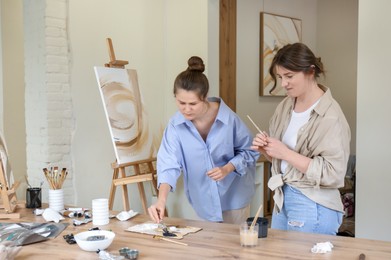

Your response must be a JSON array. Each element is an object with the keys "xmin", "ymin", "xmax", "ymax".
[{"xmin": 24, "ymin": 0, "xmax": 75, "ymax": 204}]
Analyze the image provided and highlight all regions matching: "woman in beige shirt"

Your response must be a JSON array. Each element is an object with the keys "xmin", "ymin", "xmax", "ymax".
[{"xmin": 252, "ymin": 43, "xmax": 350, "ymax": 235}]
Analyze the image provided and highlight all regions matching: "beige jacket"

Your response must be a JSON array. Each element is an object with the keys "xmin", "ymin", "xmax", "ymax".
[{"xmin": 268, "ymin": 85, "xmax": 351, "ymax": 213}]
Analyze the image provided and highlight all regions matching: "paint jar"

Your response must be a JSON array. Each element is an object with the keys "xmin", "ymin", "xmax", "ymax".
[
  {"xmin": 26, "ymin": 187, "xmax": 42, "ymax": 208},
  {"xmin": 240, "ymin": 222, "xmax": 259, "ymax": 247},
  {"xmin": 48, "ymin": 189, "xmax": 64, "ymax": 212},
  {"xmin": 92, "ymin": 198, "xmax": 109, "ymax": 226},
  {"xmin": 246, "ymin": 217, "xmax": 269, "ymax": 238}
]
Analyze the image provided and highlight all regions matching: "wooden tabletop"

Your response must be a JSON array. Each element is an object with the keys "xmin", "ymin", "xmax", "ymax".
[{"xmin": 2, "ymin": 207, "xmax": 391, "ymax": 259}]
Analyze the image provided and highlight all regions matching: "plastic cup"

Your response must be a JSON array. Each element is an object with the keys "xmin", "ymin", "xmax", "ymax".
[
  {"xmin": 240, "ymin": 222, "xmax": 259, "ymax": 247},
  {"xmin": 92, "ymin": 198, "xmax": 109, "ymax": 226},
  {"xmin": 26, "ymin": 187, "xmax": 42, "ymax": 208}
]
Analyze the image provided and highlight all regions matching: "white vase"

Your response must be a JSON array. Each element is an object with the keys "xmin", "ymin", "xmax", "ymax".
[{"xmin": 48, "ymin": 189, "xmax": 64, "ymax": 212}]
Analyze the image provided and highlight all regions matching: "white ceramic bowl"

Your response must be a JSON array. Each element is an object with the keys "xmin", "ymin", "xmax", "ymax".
[{"xmin": 74, "ymin": 230, "xmax": 115, "ymax": 251}]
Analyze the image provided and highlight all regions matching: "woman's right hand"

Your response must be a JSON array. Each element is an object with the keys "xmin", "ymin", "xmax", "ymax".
[
  {"xmin": 148, "ymin": 200, "xmax": 166, "ymax": 223},
  {"xmin": 251, "ymin": 132, "xmax": 268, "ymax": 151},
  {"xmin": 148, "ymin": 183, "xmax": 171, "ymax": 223}
]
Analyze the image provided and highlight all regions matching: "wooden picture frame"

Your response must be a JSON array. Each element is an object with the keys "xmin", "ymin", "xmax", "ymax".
[{"xmin": 260, "ymin": 12, "xmax": 302, "ymax": 96}]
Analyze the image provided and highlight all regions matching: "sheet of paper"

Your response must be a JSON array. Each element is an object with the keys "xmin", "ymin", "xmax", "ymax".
[{"xmin": 126, "ymin": 221, "xmax": 201, "ymax": 239}]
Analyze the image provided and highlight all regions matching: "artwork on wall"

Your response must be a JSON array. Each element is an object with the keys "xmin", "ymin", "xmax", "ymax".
[
  {"xmin": 260, "ymin": 12, "xmax": 302, "ymax": 96},
  {"xmin": 94, "ymin": 67, "xmax": 160, "ymax": 164}
]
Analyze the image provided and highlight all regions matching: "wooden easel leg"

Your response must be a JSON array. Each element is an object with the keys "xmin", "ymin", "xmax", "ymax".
[
  {"xmin": 133, "ymin": 164, "xmax": 148, "ymax": 214},
  {"xmin": 137, "ymin": 182, "xmax": 148, "ymax": 214},
  {"xmin": 109, "ymin": 168, "xmax": 119, "ymax": 210},
  {"xmin": 148, "ymin": 162, "xmax": 158, "ymax": 195},
  {"xmin": 119, "ymin": 167, "xmax": 130, "ymax": 211}
]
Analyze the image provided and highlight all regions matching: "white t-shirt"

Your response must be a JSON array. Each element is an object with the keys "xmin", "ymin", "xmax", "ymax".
[{"xmin": 281, "ymin": 100, "xmax": 320, "ymax": 173}]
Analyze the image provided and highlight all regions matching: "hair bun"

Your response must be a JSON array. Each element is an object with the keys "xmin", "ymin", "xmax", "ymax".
[{"xmin": 187, "ymin": 56, "xmax": 205, "ymax": 72}]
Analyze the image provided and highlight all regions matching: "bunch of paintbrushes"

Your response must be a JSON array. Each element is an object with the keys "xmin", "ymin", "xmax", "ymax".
[{"xmin": 43, "ymin": 167, "xmax": 68, "ymax": 190}]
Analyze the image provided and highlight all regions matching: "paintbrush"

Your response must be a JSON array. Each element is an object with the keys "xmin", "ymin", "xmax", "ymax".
[
  {"xmin": 153, "ymin": 235, "xmax": 188, "ymax": 246},
  {"xmin": 250, "ymin": 204, "xmax": 263, "ymax": 231},
  {"xmin": 247, "ymin": 115, "xmax": 266, "ymax": 135},
  {"xmin": 43, "ymin": 167, "xmax": 68, "ymax": 189}
]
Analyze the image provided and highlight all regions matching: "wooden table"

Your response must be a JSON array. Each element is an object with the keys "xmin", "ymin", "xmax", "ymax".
[{"xmin": 2, "ymin": 207, "xmax": 391, "ymax": 259}]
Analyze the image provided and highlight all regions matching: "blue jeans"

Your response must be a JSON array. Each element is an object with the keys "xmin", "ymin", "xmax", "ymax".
[{"xmin": 271, "ymin": 185, "xmax": 343, "ymax": 235}]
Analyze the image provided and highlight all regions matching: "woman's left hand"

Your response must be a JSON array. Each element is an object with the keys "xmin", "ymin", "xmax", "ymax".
[
  {"xmin": 207, "ymin": 163, "xmax": 234, "ymax": 181},
  {"xmin": 207, "ymin": 167, "xmax": 228, "ymax": 181}
]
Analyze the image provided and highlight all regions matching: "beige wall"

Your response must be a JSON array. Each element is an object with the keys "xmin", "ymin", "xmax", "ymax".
[
  {"xmin": 0, "ymin": 0, "xmax": 27, "ymax": 198},
  {"xmin": 317, "ymin": 0, "xmax": 358, "ymax": 154},
  {"xmin": 356, "ymin": 0, "xmax": 391, "ymax": 242},
  {"xmin": 0, "ymin": 2, "xmax": 3, "ymax": 132}
]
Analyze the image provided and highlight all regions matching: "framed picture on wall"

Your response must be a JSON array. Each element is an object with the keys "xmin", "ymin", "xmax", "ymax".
[{"xmin": 260, "ymin": 12, "xmax": 302, "ymax": 96}]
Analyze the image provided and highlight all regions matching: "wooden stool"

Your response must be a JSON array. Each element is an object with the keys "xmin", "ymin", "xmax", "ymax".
[{"xmin": 109, "ymin": 157, "xmax": 160, "ymax": 214}]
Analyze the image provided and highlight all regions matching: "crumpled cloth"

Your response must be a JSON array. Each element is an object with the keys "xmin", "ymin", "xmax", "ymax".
[
  {"xmin": 116, "ymin": 210, "xmax": 138, "ymax": 221},
  {"xmin": 42, "ymin": 208, "xmax": 65, "ymax": 223},
  {"xmin": 268, "ymin": 174, "xmax": 284, "ymax": 212},
  {"xmin": 311, "ymin": 241, "xmax": 334, "ymax": 253}
]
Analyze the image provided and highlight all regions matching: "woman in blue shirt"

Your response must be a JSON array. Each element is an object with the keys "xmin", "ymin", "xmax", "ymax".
[{"xmin": 148, "ymin": 56, "xmax": 259, "ymax": 224}]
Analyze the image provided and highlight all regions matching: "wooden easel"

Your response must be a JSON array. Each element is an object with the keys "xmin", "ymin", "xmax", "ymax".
[
  {"xmin": 104, "ymin": 38, "xmax": 163, "ymax": 215},
  {"xmin": 109, "ymin": 158, "xmax": 159, "ymax": 214},
  {"xmin": 104, "ymin": 38, "xmax": 129, "ymax": 69},
  {"xmin": 0, "ymin": 160, "xmax": 24, "ymax": 219}
]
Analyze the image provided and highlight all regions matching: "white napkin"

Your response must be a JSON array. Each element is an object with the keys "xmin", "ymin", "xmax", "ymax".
[
  {"xmin": 116, "ymin": 210, "xmax": 138, "ymax": 221},
  {"xmin": 33, "ymin": 208, "xmax": 45, "ymax": 216},
  {"xmin": 42, "ymin": 208, "xmax": 65, "ymax": 223},
  {"xmin": 311, "ymin": 241, "xmax": 334, "ymax": 253}
]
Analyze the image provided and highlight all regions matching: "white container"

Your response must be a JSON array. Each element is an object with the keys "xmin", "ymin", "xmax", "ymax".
[
  {"xmin": 74, "ymin": 230, "xmax": 115, "ymax": 251},
  {"xmin": 92, "ymin": 198, "xmax": 109, "ymax": 226},
  {"xmin": 48, "ymin": 189, "xmax": 64, "ymax": 212}
]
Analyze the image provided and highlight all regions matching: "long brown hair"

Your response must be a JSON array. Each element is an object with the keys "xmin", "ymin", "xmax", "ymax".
[{"xmin": 269, "ymin": 43, "xmax": 324, "ymax": 94}]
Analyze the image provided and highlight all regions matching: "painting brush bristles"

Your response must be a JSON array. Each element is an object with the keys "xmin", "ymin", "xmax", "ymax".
[{"xmin": 43, "ymin": 167, "xmax": 68, "ymax": 190}]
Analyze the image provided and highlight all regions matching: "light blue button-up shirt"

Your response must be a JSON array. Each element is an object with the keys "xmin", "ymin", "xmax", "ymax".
[{"xmin": 157, "ymin": 97, "xmax": 259, "ymax": 222}]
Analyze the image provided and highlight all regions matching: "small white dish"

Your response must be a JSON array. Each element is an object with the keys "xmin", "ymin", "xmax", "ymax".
[{"xmin": 74, "ymin": 230, "xmax": 115, "ymax": 251}]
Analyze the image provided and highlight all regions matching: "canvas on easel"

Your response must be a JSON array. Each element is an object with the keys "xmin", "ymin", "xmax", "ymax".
[{"xmin": 94, "ymin": 67, "xmax": 156, "ymax": 164}]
